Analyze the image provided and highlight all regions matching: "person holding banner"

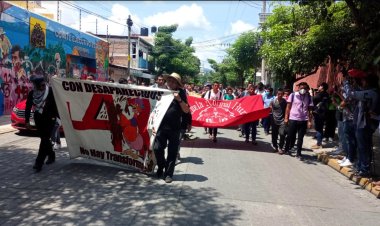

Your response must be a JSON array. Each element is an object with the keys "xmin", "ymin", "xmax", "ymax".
[
  {"xmin": 153, "ymin": 72, "xmax": 189, "ymax": 183},
  {"xmin": 204, "ymin": 81, "xmax": 224, "ymax": 142},
  {"xmin": 25, "ymin": 75, "xmax": 59, "ymax": 172},
  {"xmin": 243, "ymin": 84, "xmax": 259, "ymax": 145},
  {"xmin": 270, "ymin": 88, "xmax": 287, "ymax": 154}
]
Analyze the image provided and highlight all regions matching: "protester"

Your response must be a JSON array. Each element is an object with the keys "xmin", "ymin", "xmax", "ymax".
[
  {"xmin": 284, "ymin": 82, "xmax": 313, "ymax": 160},
  {"xmin": 311, "ymin": 82, "xmax": 329, "ymax": 149},
  {"xmin": 343, "ymin": 70, "xmax": 379, "ymax": 177},
  {"xmin": 324, "ymin": 87, "xmax": 338, "ymax": 142},
  {"xmin": 224, "ymin": 87, "xmax": 235, "ymax": 100},
  {"xmin": 25, "ymin": 75, "xmax": 59, "ymax": 172},
  {"xmin": 204, "ymin": 81, "xmax": 224, "ymax": 142},
  {"xmin": 255, "ymin": 82, "xmax": 265, "ymax": 96},
  {"xmin": 270, "ymin": 88, "xmax": 287, "ymax": 154},
  {"xmin": 262, "ymin": 87, "xmax": 275, "ymax": 135},
  {"xmin": 201, "ymin": 83, "xmax": 212, "ymax": 134},
  {"xmin": 329, "ymin": 87, "xmax": 345, "ymax": 156},
  {"xmin": 243, "ymin": 84, "xmax": 259, "ymax": 145},
  {"xmin": 51, "ymin": 118, "xmax": 62, "ymax": 150},
  {"xmin": 153, "ymin": 72, "xmax": 190, "ymax": 183},
  {"xmin": 151, "ymin": 74, "xmax": 166, "ymax": 89}
]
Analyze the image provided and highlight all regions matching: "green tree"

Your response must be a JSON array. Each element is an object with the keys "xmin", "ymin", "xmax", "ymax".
[
  {"xmin": 150, "ymin": 25, "xmax": 200, "ymax": 79},
  {"xmin": 228, "ymin": 31, "xmax": 261, "ymax": 86}
]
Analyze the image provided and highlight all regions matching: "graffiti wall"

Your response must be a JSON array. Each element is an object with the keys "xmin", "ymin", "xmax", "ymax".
[{"xmin": 0, "ymin": 2, "xmax": 109, "ymax": 115}]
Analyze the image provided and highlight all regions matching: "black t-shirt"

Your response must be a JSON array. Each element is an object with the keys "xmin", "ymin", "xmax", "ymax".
[
  {"xmin": 160, "ymin": 88, "xmax": 188, "ymax": 130},
  {"xmin": 271, "ymin": 97, "xmax": 287, "ymax": 125}
]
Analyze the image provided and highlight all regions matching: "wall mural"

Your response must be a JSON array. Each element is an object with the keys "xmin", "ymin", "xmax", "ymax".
[{"xmin": 0, "ymin": 2, "xmax": 109, "ymax": 115}]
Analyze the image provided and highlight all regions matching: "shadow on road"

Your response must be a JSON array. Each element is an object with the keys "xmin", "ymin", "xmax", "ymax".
[
  {"xmin": 177, "ymin": 156, "xmax": 204, "ymax": 165},
  {"xmin": 0, "ymin": 145, "xmax": 242, "ymax": 225}
]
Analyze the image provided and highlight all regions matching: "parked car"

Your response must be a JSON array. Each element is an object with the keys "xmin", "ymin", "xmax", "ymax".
[
  {"xmin": 11, "ymin": 99, "xmax": 36, "ymax": 131},
  {"xmin": 11, "ymin": 99, "xmax": 63, "ymax": 132}
]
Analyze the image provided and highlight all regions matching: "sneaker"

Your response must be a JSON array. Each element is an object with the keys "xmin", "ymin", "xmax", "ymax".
[
  {"xmin": 278, "ymin": 149, "xmax": 284, "ymax": 155},
  {"xmin": 245, "ymin": 139, "xmax": 249, "ymax": 143},
  {"xmin": 164, "ymin": 176, "xmax": 173, "ymax": 183},
  {"xmin": 311, "ymin": 144, "xmax": 322, "ymax": 149},
  {"xmin": 337, "ymin": 157, "xmax": 347, "ymax": 164},
  {"xmin": 252, "ymin": 141, "xmax": 258, "ymax": 145},
  {"xmin": 339, "ymin": 159, "xmax": 353, "ymax": 167}
]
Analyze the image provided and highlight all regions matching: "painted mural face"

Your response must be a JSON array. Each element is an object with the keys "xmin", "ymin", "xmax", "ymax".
[{"xmin": 11, "ymin": 50, "xmax": 21, "ymax": 72}]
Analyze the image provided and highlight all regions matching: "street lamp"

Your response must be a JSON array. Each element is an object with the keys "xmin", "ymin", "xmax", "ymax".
[{"xmin": 127, "ymin": 15, "xmax": 133, "ymax": 79}]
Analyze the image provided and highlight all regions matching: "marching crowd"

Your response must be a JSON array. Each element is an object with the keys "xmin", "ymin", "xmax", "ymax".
[
  {"xmin": 24, "ymin": 69, "xmax": 380, "ymax": 187},
  {"xmin": 165, "ymin": 68, "xmax": 380, "ymax": 182}
]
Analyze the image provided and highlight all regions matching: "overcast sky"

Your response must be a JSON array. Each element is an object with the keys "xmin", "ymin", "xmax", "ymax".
[{"xmin": 42, "ymin": 1, "xmax": 277, "ymax": 69}]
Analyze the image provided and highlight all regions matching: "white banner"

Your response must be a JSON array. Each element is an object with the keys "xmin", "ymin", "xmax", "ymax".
[{"xmin": 51, "ymin": 78, "xmax": 173, "ymax": 173}]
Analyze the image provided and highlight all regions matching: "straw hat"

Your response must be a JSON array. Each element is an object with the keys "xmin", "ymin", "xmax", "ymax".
[{"xmin": 164, "ymin": 72, "xmax": 183, "ymax": 87}]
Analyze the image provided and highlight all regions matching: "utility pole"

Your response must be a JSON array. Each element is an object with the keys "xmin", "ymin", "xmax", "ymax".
[
  {"xmin": 79, "ymin": 9, "xmax": 81, "ymax": 31},
  {"xmin": 261, "ymin": 0, "xmax": 266, "ymax": 84},
  {"xmin": 96, "ymin": 18, "xmax": 98, "ymax": 35},
  {"xmin": 57, "ymin": 1, "xmax": 59, "ymax": 22},
  {"xmin": 26, "ymin": 0, "xmax": 29, "ymax": 11},
  {"xmin": 126, "ymin": 15, "xmax": 133, "ymax": 79}
]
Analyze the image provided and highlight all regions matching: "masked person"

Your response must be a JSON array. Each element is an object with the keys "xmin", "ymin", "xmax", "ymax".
[
  {"xmin": 25, "ymin": 76, "xmax": 59, "ymax": 172},
  {"xmin": 284, "ymin": 82, "xmax": 313, "ymax": 160},
  {"xmin": 153, "ymin": 73, "xmax": 190, "ymax": 183}
]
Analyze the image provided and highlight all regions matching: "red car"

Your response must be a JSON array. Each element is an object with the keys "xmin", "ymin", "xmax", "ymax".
[
  {"xmin": 11, "ymin": 99, "xmax": 64, "ymax": 132},
  {"xmin": 11, "ymin": 99, "xmax": 37, "ymax": 131}
]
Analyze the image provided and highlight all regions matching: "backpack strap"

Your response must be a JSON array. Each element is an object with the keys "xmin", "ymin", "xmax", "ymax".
[
  {"xmin": 208, "ymin": 91, "xmax": 211, "ymax": 99},
  {"xmin": 219, "ymin": 91, "xmax": 222, "ymax": 100}
]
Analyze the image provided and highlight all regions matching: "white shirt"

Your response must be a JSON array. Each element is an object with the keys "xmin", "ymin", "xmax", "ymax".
[{"xmin": 204, "ymin": 90, "xmax": 224, "ymax": 100}]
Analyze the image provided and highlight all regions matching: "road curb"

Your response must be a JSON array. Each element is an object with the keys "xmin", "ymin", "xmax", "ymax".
[{"xmin": 317, "ymin": 153, "xmax": 380, "ymax": 198}]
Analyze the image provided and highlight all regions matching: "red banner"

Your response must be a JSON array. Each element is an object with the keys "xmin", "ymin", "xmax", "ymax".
[{"xmin": 188, "ymin": 95, "xmax": 270, "ymax": 128}]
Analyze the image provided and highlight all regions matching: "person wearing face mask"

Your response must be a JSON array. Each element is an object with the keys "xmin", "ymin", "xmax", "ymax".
[
  {"xmin": 283, "ymin": 82, "xmax": 314, "ymax": 160},
  {"xmin": 25, "ymin": 74, "xmax": 59, "ymax": 173}
]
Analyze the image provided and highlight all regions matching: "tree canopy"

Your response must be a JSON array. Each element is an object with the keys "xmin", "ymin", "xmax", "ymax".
[{"xmin": 150, "ymin": 25, "xmax": 200, "ymax": 80}]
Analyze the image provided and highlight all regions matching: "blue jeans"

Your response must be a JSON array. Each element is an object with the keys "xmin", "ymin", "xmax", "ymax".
[
  {"xmin": 337, "ymin": 121, "xmax": 345, "ymax": 152},
  {"xmin": 244, "ymin": 121, "xmax": 258, "ymax": 141},
  {"xmin": 355, "ymin": 126, "xmax": 372, "ymax": 174},
  {"xmin": 343, "ymin": 120, "xmax": 356, "ymax": 162},
  {"xmin": 314, "ymin": 115, "xmax": 325, "ymax": 146}
]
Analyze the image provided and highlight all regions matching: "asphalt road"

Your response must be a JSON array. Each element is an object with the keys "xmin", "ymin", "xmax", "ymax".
[{"xmin": 1, "ymin": 127, "xmax": 380, "ymax": 225}]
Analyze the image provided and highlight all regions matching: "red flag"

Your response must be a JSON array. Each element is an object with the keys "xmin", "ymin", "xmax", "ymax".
[{"xmin": 188, "ymin": 95, "xmax": 270, "ymax": 128}]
